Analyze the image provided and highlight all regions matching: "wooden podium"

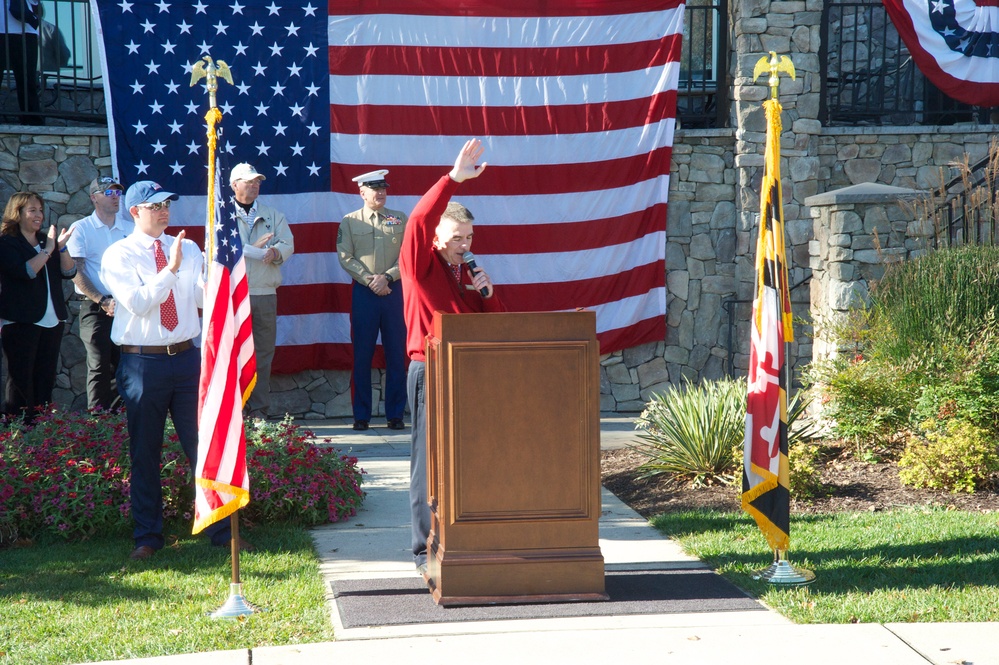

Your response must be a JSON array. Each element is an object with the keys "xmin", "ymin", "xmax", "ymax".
[{"xmin": 424, "ymin": 311, "xmax": 606, "ymax": 606}]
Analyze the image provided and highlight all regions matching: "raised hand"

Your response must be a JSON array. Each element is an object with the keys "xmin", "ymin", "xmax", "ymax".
[{"xmin": 449, "ymin": 138, "xmax": 488, "ymax": 183}]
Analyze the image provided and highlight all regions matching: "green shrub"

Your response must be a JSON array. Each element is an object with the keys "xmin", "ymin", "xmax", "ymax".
[
  {"xmin": 868, "ymin": 245, "xmax": 999, "ymax": 363},
  {"xmin": 898, "ymin": 419, "xmax": 999, "ymax": 493},
  {"xmin": 788, "ymin": 441, "xmax": 824, "ymax": 501},
  {"xmin": 634, "ymin": 378, "xmax": 817, "ymax": 489}
]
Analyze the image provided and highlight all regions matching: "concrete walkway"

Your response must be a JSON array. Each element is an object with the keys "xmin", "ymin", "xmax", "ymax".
[{"xmin": 87, "ymin": 417, "xmax": 999, "ymax": 665}]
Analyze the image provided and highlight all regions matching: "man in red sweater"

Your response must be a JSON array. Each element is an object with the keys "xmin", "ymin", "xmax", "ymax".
[{"xmin": 399, "ymin": 138, "xmax": 506, "ymax": 573}]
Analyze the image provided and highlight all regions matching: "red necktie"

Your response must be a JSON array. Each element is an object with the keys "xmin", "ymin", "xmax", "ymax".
[{"xmin": 153, "ymin": 239, "xmax": 178, "ymax": 331}]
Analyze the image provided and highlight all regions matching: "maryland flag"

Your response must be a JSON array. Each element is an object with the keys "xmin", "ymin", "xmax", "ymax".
[{"xmin": 742, "ymin": 97, "xmax": 794, "ymax": 552}]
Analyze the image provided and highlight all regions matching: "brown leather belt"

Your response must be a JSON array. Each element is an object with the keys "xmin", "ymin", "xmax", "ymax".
[{"xmin": 120, "ymin": 340, "xmax": 195, "ymax": 355}]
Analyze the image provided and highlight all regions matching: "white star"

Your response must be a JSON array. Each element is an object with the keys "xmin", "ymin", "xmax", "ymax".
[
  {"xmin": 306, "ymin": 123, "xmax": 320, "ymax": 136},
  {"xmin": 266, "ymin": 2, "xmax": 279, "ymax": 15},
  {"xmin": 272, "ymin": 122, "xmax": 287, "ymax": 135},
  {"xmin": 155, "ymin": 0, "xmax": 169, "ymax": 11},
  {"xmin": 178, "ymin": 20, "xmax": 192, "ymax": 34},
  {"xmin": 289, "ymin": 102, "xmax": 304, "ymax": 117},
  {"xmin": 197, "ymin": 41, "xmax": 212, "ymax": 54},
  {"xmin": 126, "ymin": 40, "xmax": 140, "ymax": 54},
  {"xmin": 168, "ymin": 120, "xmax": 183, "ymax": 134},
  {"xmin": 274, "ymin": 162, "xmax": 288, "ymax": 176},
  {"xmin": 305, "ymin": 83, "xmax": 320, "ymax": 96},
  {"xmin": 133, "ymin": 120, "xmax": 147, "ymax": 134},
  {"xmin": 214, "ymin": 21, "xmax": 228, "ymax": 35},
  {"xmin": 220, "ymin": 101, "xmax": 235, "ymax": 115},
  {"xmin": 230, "ymin": 0, "xmax": 244, "ymax": 14},
  {"xmin": 223, "ymin": 141, "xmax": 236, "ymax": 153},
  {"xmin": 285, "ymin": 23, "xmax": 299, "ymax": 37},
  {"xmin": 145, "ymin": 60, "xmax": 160, "ymax": 75},
  {"xmin": 238, "ymin": 121, "xmax": 252, "ymax": 135},
  {"xmin": 149, "ymin": 100, "xmax": 163, "ymax": 114},
  {"xmin": 256, "ymin": 142, "xmax": 270, "ymax": 155},
  {"xmin": 303, "ymin": 43, "xmax": 318, "ymax": 58},
  {"xmin": 170, "ymin": 161, "xmax": 185, "ymax": 175},
  {"xmin": 249, "ymin": 22, "xmax": 264, "ymax": 36},
  {"xmin": 236, "ymin": 82, "xmax": 251, "ymax": 95},
  {"xmin": 186, "ymin": 140, "xmax": 200, "ymax": 154},
  {"xmin": 268, "ymin": 42, "xmax": 283, "ymax": 57},
  {"xmin": 193, "ymin": 0, "xmax": 208, "ymax": 13},
  {"xmin": 130, "ymin": 80, "xmax": 145, "ymax": 94},
  {"xmin": 931, "ymin": 0, "xmax": 946, "ymax": 12},
  {"xmin": 165, "ymin": 80, "xmax": 179, "ymax": 94},
  {"xmin": 151, "ymin": 140, "xmax": 166, "ymax": 154},
  {"xmin": 234, "ymin": 41, "xmax": 248, "ymax": 56},
  {"xmin": 287, "ymin": 63, "xmax": 302, "ymax": 77},
  {"xmin": 307, "ymin": 163, "xmax": 321, "ymax": 176},
  {"xmin": 254, "ymin": 101, "xmax": 269, "ymax": 115},
  {"xmin": 140, "ymin": 19, "xmax": 155, "ymax": 33},
  {"xmin": 303, "ymin": 3, "xmax": 316, "ymax": 16},
  {"xmin": 119, "ymin": 0, "xmax": 133, "ymax": 12},
  {"xmin": 290, "ymin": 143, "xmax": 304, "ymax": 156},
  {"xmin": 185, "ymin": 100, "xmax": 200, "ymax": 114},
  {"xmin": 162, "ymin": 40, "xmax": 176, "ymax": 54},
  {"xmin": 271, "ymin": 82, "xmax": 285, "ymax": 96},
  {"xmin": 252, "ymin": 62, "xmax": 267, "ymax": 76},
  {"xmin": 136, "ymin": 160, "xmax": 149, "ymax": 174}
]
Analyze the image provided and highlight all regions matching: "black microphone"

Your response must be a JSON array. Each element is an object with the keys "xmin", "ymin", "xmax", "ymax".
[{"xmin": 462, "ymin": 251, "xmax": 489, "ymax": 297}]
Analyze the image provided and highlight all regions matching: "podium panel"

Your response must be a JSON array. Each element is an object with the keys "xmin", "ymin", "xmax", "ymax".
[{"xmin": 425, "ymin": 312, "xmax": 606, "ymax": 605}]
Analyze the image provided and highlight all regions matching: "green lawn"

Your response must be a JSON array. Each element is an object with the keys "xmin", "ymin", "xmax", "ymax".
[
  {"xmin": 653, "ymin": 507, "xmax": 999, "ymax": 623},
  {"xmin": 0, "ymin": 524, "xmax": 333, "ymax": 665}
]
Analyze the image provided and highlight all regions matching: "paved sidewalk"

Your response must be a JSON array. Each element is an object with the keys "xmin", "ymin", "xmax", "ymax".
[{"xmin": 86, "ymin": 417, "xmax": 999, "ymax": 665}]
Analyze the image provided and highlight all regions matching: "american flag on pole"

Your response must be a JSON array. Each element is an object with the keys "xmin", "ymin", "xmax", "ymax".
[
  {"xmin": 91, "ymin": 0, "xmax": 682, "ymax": 373},
  {"xmin": 193, "ymin": 112, "xmax": 253, "ymax": 534},
  {"xmin": 742, "ymin": 96, "xmax": 792, "ymax": 553},
  {"xmin": 883, "ymin": 0, "xmax": 999, "ymax": 106}
]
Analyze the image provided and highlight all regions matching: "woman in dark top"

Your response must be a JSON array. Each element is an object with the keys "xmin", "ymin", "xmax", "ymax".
[{"xmin": 0, "ymin": 192, "xmax": 76, "ymax": 422}]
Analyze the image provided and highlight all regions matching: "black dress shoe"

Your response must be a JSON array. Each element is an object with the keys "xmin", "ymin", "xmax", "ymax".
[
  {"xmin": 387, "ymin": 418, "xmax": 405, "ymax": 430},
  {"xmin": 129, "ymin": 545, "xmax": 156, "ymax": 561},
  {"xmin": 352, "ymin": 420, "xmax": 369, "ymax": 431}
]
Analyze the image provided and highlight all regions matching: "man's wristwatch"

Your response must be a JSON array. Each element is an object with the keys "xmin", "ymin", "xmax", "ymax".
[
  {"xmin": 98, "ymin": 295, "xmax": 111, "ymax": 308},
  {"xmin": 383, "ymin": 273, "xmax": 393, "ymax": 283}
]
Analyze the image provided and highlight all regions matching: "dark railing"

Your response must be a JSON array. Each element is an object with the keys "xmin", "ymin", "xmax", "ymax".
[
  {"xmin": 933, "ymin": 151, "xmax": 999, "ymax": 248},
  {"xmin": 677, "ymin": 0, "xmax": 728, "ymax": 129},
  {"xmin": 820, "ymin": 0, "xmax": 997, "ymax": 126},
  {"xmin": 1, "ymin": 0, "xmax": 105, "ymax": 124}
]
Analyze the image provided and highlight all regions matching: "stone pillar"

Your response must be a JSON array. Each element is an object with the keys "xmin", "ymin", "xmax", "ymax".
[{"xmin": 805, "ymin": 182, "xmax": 930, "ymax": 363}]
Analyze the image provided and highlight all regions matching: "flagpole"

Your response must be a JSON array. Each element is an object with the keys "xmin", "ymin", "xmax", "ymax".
[
  {"xmin": 191, "ymin": 54, "xmax": 261, "ymax": 616},
  {"xmin": 745, "ymin": 52, "xmax": 815, "ymax": 587}
]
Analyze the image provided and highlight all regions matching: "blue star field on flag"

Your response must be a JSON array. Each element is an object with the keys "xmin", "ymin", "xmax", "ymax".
[{"xmin": 93, "ymin": 0, "xmax": 331, "ymax": 195}]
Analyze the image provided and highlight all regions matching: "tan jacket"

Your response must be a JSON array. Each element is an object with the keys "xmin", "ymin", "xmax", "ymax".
[
  {"xmin": 236, "ymin": 202, "xmax": 294, "ymax": 296},
  {"xmin": 337, "ymin": 205, "xmax": 408, "ymax": 285}
]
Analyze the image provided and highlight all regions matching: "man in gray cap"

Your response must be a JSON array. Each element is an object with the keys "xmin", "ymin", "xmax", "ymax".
[
  {"xmin": 337, "ymin": 169, "xmax": 408, "ymax": 431},
  {"xmin": 229, "ymin": 162, "xmax": 294, "ymax": 420},
  {"xmin": 101, "ymin": 180, "xmax": 248, "ymax": 561},
  {"xmin": 66, "ymin": 175, "xmax": 133, "ymax": 411}
]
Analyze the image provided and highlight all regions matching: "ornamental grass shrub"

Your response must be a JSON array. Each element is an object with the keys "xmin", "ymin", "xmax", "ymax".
[
  {"xmin": 634, "ymin": 378, "xmax": 817, "ymax": 488},
  {"xmin": 0, "ymin": 410, "xmax": 364, "ymax": 542}
]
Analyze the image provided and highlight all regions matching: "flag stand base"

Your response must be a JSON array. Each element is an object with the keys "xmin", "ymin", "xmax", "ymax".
[
  {"xmin": 752, "ymin": 557, "xmax": 815, "ymax": 586},
  {"xmin": 209, "ymin": 583, "xmax": 261, "ymax": 618}
]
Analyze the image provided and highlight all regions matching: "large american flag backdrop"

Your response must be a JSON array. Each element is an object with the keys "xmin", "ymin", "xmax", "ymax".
[{"xmin": 91, "ymin": 0, "xmax": 682, "ymax": 374}]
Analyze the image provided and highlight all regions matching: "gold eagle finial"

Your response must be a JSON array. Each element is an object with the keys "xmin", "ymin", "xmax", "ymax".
[
  {"xmin": 189, "ymin": 55, "xmax": 233, "ymax": 109},
  {"xmin": 753, "ymin": 51, "xmax": 795, "ymax": 99}
]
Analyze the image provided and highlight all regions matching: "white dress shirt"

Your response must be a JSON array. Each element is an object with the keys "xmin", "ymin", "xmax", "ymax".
[
  {"xmin": 100, "ymin": 229, "xmax": 203, "ymax": 346},
  {"xmin": 66, "ymin": 211, "xmax": 134, "ymax": 297}
]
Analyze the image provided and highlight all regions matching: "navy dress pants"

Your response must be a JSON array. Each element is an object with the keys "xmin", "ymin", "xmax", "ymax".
[
  {"xmin": 117, "ymin": 347, "xmax": 228, "ymax": 549},
  {"xmin": 350, "ymin": 282, "xmax": 407, "ymax": 422}
]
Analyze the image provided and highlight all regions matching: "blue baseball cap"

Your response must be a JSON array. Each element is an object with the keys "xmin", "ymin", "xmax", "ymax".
[{"xmin": 125, "ymin": 181, "xmax": 179, "ymax": 209}]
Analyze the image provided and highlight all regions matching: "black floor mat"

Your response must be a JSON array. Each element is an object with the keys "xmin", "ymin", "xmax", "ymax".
[{"xmin": 332, "ymin": 569, "xmax": 766, "ymax": 628}]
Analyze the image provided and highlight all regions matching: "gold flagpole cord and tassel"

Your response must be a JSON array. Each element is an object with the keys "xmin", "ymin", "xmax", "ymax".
[
  {"xmin": 745, "ymin": 52, "xmax": 814, "ymax": 586},
  {"xmin": 190, "ymin": 54, "xmax": 259, "ymax": 617}
]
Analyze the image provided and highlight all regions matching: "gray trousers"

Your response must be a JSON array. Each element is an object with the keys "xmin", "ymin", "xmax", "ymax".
[
  {"xmin": 407, "ymin": 360, "xmax": 429, "ymax": 566},
  {"xmin": 246, "ymin": 294, "xmax": 277, "ymax": 416}
]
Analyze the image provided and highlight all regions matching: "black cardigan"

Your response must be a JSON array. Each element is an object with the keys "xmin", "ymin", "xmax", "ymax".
[{"xmin": 0, "ymin": 231, "xmax": 75, "ymax": 324}]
